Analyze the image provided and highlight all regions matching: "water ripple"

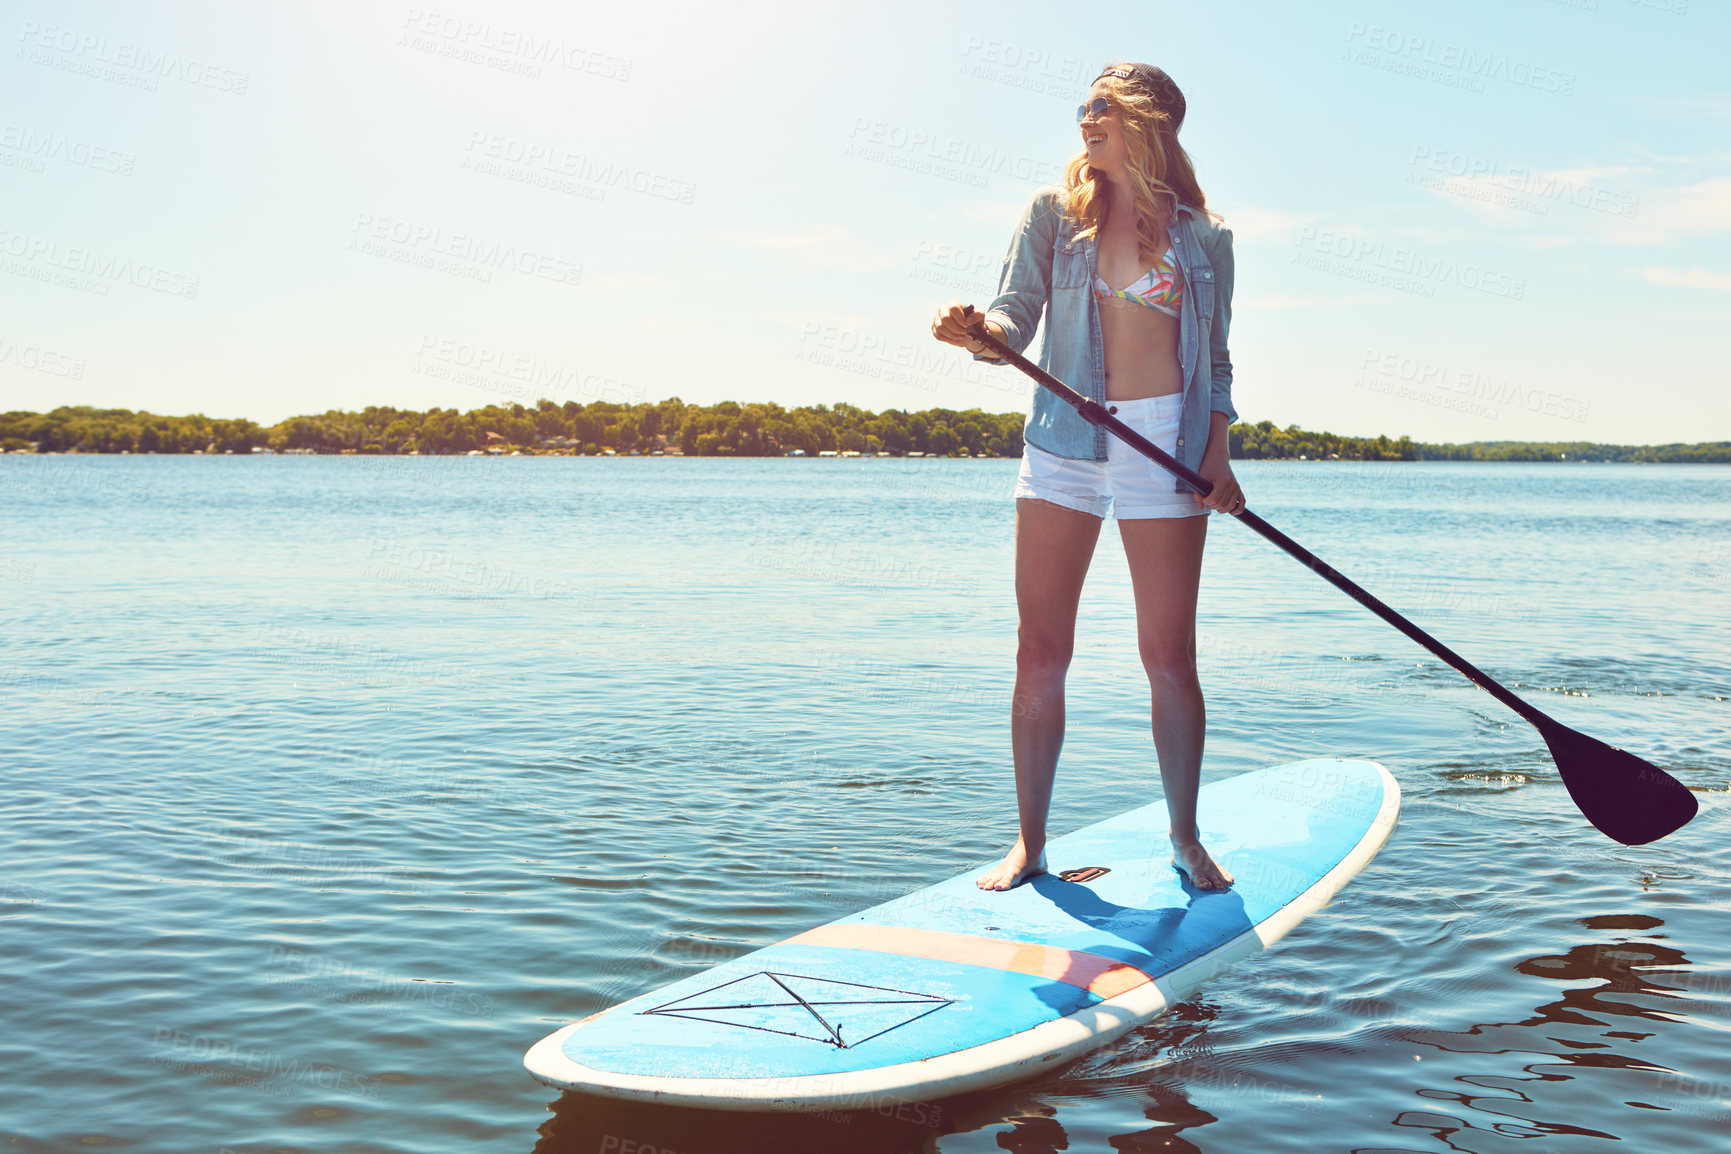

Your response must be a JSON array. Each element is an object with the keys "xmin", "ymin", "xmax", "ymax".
[{"xmin": 2, "ymin": 458, "xmax": 1727, "ymax": 1151}]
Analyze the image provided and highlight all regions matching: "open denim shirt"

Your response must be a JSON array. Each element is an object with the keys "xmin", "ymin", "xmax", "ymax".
[{"xmin": 973, "ymin": 186, "xmax": 1238, "ymax": 493}]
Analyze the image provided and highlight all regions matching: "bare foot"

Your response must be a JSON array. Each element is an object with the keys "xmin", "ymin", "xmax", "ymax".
[
  {"xmin": 1170, "ymin": 834, "xmax": 1234, "ymax": 891},
  {"xmin": 977, "ymin": 838, "xmax": 1047, "ymax": 891}
]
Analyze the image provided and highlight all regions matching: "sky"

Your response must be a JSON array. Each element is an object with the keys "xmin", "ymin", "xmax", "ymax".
[{"xmin": 2, "ymin": 0, "xmax": 1727, "ymax": 445}]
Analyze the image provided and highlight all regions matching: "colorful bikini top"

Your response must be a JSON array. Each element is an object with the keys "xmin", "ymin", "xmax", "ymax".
[{"xmin": 1094, "ymin": 243, "xmax": 1183, "ymax": 317}]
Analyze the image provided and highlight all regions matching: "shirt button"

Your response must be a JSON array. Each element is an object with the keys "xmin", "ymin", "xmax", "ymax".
[
  {"xmin": 1108, "ymin": 405, "xmax": 1118, "ymax": 414},
  {"xmin": 1177, "ymin": 437, "xmax": 1185, "ymax": 446}
]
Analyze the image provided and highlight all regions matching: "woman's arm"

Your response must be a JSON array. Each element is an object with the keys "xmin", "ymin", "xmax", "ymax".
[
  {"xmin": 971, "ymin": 188, "xmax": 1062, "ymax": 365},
  {"xmin": 1197, "ymin": 411, "xmax": 1243, "ymax": 514},
  {"xmin": 1198, "ymin": 223, "xmax": 1243, "ymax": 514},
  {"xmin": 1203, "ymin": 224, "xmax": 1239, "ymax": 425}
]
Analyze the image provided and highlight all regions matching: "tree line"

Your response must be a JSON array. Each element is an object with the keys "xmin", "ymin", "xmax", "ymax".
[
  {"xmin": 1, "ymin": 403, "xmax": 1725, "ymax": 463},
  {"xmin": 0, "ymin": 400, "xmax": 1025, "ymax": 458}
]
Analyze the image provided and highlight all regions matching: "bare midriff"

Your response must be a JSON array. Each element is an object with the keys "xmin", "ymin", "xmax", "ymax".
[
  {"xmin": 1099, "ymin": 296, "xmax": 1182, "ymax": 401},
  {"xmin": 1096, "ymin": 216, "xmax": 1183, "ymax": 402}
]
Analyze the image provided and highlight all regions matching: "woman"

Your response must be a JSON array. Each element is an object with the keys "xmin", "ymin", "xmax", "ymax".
[{"xmin": 930, "ymin": 62, "xmax": 1245, "ymax": 893}]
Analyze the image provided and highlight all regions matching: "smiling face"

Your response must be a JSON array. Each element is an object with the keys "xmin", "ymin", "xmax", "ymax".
[{"xmin": 1080, "ymin": 79, "xmax": 1127, "ymax": 174}]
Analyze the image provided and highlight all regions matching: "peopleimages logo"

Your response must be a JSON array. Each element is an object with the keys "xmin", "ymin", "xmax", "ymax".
[
  {"xmin": 794, "ymin": 321, "xmax": 1022, "ymax": 396},
  {"xmin": 0, "ymin": 335, "xmax": 85, "ymax": 379},
  {"xmin": 845, "ymin": 119, "xmax": 1065, "ymax": 186},
  {"xmin": 399, "ymin": 8, "xmax": 632, "ymax": 80},
  {"xmin": 0, "ymin": 228, "xmax": 199, "ymax": 298},
  {"xmin": 1343, "ymin": 22, "xmax": 1576, "ymax": 95},
  {"xmin": 412, "ymin": 336, "xmax": 645, "ymax": 404},
  {"xmin": 956, "ymin": 36, "xmax": 1091, "ymax": 99},
  {"xmin": 1357, "ymin": 348, "xmax": 1589, "ymax": 423},
  {"xmin": 265, "ymin": 946, "xmax": 498, "ymax": 1018},
  {"xmin": 1408, "ymin": 146, "xmax": 1640, "ymax": 220},
  {"xmin": 0, "ymin": 123, "xmax": 136, "ymax": 175},
  {"xmin": 151, "ymin": 1028, "xmax": 382, "ymax": 1098},
  {"xmin": 15, "ymin": 20, "xmax": 250, "ymax": 93},
  {"xmin": 1293, "ymin": 227, "xmax": 1527, "ymax": 300},
  {"xmin": 348, "ymin": 212, "xmax": 584, "ymax": 286},
  {"xmin": 462, "ymin": 131, "xmax": 695, "ymax": 204}
]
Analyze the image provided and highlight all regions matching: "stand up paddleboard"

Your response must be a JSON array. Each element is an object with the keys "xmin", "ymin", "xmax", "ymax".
[{"xmin": 525, "ymin": 758, "xmax": 1399, "ymax": 1110}]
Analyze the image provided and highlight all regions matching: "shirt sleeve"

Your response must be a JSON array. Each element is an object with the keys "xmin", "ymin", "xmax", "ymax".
[
  {"xmin": 1204, "ymin": 224, "xmax": 1238, "ymax": 424},
  {"xmin": 972, "ymin": 187, "xmax": 1061, "ymax": 366}
]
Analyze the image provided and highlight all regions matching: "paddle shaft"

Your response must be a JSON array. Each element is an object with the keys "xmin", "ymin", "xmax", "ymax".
[{"xmin": 964, "ymin": 314, "xmax": 1552, "ymax": 731}]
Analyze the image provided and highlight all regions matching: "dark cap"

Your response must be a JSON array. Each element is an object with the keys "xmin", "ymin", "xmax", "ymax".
[{"xmin": 1095, "ymin": 63, "xmax": 1185, "ymax": 132}]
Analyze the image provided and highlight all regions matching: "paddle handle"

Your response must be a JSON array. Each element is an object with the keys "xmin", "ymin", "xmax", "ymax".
[{"xmin": 961, "ymin": 308, "xmax": 1552, "ymax": 731}]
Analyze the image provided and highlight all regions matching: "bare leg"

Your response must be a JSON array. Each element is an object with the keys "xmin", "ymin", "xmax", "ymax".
[
  {"xmin": 977, "ymin": 498, "xmax": 1102, "ymax": 891},
  {"xmin": 1118, "ymin": 512, "xmax": 1234, "ymax": 891}
]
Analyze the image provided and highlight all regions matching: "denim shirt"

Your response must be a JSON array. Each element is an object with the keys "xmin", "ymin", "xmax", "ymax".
[{"xmin": 973, "ymin": 185, "xmax": 1238, "ymax": 493}]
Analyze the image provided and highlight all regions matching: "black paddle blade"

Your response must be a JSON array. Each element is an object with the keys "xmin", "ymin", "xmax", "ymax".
[{"xmin": 1538, "ymin": 718, "xmax": 1698, "ymax": 845}]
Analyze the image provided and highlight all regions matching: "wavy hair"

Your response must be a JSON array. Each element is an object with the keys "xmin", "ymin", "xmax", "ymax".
[{"xmin": 1060, "ymin": 64, "xmax": 1215, "ymax": 261}]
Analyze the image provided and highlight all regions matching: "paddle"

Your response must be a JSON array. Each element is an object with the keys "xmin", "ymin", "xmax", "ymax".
[{"xmin": 960, "ymin": 306, "xmax": 1698, "ymax": 846}]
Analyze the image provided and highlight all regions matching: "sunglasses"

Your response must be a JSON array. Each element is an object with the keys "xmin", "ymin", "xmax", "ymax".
[{"xmin": 1075, "ymin": 96, "xmax": 1112, "ymax": 123}]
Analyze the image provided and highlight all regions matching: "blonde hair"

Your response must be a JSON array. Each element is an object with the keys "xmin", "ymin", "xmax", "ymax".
[{"xmin": 1061, "ymin": 63, "xmax": 1215, "ymax": 263}]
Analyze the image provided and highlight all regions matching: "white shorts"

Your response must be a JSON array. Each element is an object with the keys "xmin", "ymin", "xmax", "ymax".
[{"xmin": 1013, "ymin": 393, "xmax": 1208, "ymax": 520}]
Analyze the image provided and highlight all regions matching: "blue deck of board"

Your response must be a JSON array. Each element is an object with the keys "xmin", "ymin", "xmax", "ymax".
[{"xmin": 562, "ymin": 760, "xmax": 1388, "ymax": 1079}]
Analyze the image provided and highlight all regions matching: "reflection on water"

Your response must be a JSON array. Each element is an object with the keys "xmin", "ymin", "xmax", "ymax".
[
  {"xmin": 534, "ymin": 1093, "xmax": 948, "ymax": 1154},
  {"xmin": 534, "ymin": 910, "xmax": 1731, "ymax": 1154},
  {"xmin": 534, "ymin": 1002, "xmax": 1241, "ymax": 1153},
  {"xmin": 1392, "ymin": 911, "xmax": 1729, "ymax": 1152}
]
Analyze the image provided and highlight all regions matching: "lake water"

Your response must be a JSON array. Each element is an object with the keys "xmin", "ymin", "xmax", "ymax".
[{"xmin": 2, "ymin": 455, "xmax": 1728, "ymax": 1153}]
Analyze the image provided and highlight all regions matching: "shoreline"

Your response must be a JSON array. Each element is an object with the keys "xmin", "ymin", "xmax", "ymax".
[
  {"xmin": 8, "ymin": 405, "xmax": 1727, "ymax": 464},
  {"xmin": 2, "ymin": 449, "xmax": 1721, "ymax": 464}
]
